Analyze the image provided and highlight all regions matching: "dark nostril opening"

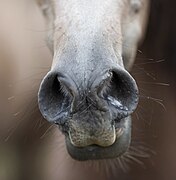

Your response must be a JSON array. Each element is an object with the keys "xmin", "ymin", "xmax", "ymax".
[
  {"xmin": 101, "ymin": 69, "xmax": 139, "ymax": 117},
  {"xmin": 38, "ymin": 72, "xmax": 72, "ymax": 123}
]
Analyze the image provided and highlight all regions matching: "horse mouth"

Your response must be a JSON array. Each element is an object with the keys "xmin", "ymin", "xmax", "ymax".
[{"xmin": 65, "ymin": 117, "xmax": 131, "ymax": 161}]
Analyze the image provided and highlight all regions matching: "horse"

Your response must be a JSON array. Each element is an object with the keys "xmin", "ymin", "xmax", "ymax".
[
  {"xmin": 0, "ymin": 0, "xmax": 150, "ymax": 179},
  {"xmin": 37, "ymin": 0, "xmax": 150, "ymax": 160}
]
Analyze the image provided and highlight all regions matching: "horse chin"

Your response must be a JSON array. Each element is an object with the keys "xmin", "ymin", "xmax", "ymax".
[{"xmin": 64, "ymin": 117, "xmax": 131, "ymax": 161}]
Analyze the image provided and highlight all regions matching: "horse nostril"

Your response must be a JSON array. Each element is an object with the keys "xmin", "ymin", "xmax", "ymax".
[
  {"xmin": 100, "ymin": 69, "xmax": 139, "ymax": 119},
  {"xmin": 38, "ymin": 72, "xmax": 73, "ymax": 123}
]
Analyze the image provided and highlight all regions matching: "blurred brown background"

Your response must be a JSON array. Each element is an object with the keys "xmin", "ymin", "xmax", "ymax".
[
  {"xmin": 0, "ymin": 0, "xmax": 176, "ymax": 180},
  {"xmin": 130, "ymin": 0, "xmax": 176, "ymax": 179}
]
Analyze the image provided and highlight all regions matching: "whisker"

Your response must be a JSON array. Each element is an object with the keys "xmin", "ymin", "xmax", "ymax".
[
  {"xmin": 13, "ymin": 112, "xmax": 21, "ymax": 117},
  {"xmin": 138, "ymin": 81, "xmax": 170, "ymax": 86},
  {"xmin": 40, "ymin": 124, "xmax": 55, "ymax": 139},
  {"xmin": 137, "ymin": 49, "xmax": 143, "ymax": 54},
  {"xmin": 134, "ymin": 65, "xmax": 157, "ymax": 80},
  {"xmin": 8, "ymin": 96, "xmax": 15, "ymax": 101},
  {"xmin": 124, "ymin": 153, "xmax": 145, "ymax": 166},
  {"xmin": 135, "ymin": 59, "xmax": 165, "ymax": 65},
  {"xmin": 117, "ymin": 157, "xmax": 129, "ymax": 173},
  {"xmin": 139, "ymin": 95, "xmax": 166, "ymax": 111}
]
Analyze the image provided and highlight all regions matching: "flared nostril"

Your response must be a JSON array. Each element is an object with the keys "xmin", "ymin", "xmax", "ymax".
[
  {"xmin": 99, "ymin": 68, "xmax": 139, "ymax": 117},
  {"xmin": 38, "ymin": 71, "xmax": 73, "ymax": 123}
]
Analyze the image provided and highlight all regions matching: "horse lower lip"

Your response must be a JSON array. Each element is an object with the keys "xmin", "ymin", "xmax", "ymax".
[{"xmin": 86, "ymin": 145, "xmax": 99, "ymax": 152}]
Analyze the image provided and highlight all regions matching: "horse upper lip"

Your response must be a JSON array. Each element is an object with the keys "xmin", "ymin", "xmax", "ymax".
[
  {"xmin": 68, "ymin": 125, "xmax": 124, "ymax": 148},
  {"xmin": 68, "ymin": 125, "xmax": 116, "ymax": 148}
]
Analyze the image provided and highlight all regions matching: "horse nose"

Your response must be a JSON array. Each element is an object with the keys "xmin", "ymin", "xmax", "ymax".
[
  {"xmin": 66, "ymin": 68, "xmax": 139, "ymax": 148},
  {"xmin": 38, "ymin": 67, "xmax": 138, "ymax": 131}
]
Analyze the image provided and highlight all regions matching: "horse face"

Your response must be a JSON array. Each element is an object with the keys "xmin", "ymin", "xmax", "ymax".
[{"xmin": 37, "ymin": 0, "xmax": 149, "ymax": 160}]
